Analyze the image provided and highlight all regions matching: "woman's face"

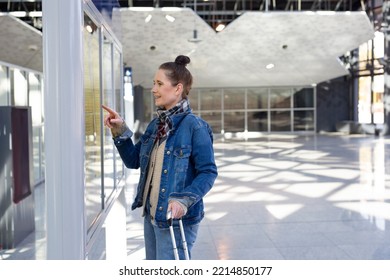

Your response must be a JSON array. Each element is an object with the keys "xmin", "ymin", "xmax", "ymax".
[{"xmin": 152, "ymin": 69, "xmax": 182, "ymax": 110}]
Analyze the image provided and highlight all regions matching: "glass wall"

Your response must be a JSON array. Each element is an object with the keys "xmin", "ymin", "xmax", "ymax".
[
  {"xmin": 144, "ymin": 86, "xmax": 316, "ymax": 134},
  {"xmin": 83, "ymin": 8, "xmax": 124, "ymax": 237},
  {"xmin": 29, "ymin": 73, "xmax": 44, "ymax": 182},
  {"xmin": 0, "ymin": 61, "xmax": 45, "ymax": 185},
  {"xmin": 357, "ymin": 31, "xmax": 384, "ymax": 125},
  {"xmin": 84, "ymin": 13, "xmax": 103, "ymax": 228}
]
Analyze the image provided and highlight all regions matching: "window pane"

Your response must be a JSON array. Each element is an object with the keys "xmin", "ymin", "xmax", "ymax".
[
  {"xmin": 294, "ymin": 110, "xmax": 314, "ymax": 131},
  {"xmin": 0, "ymin": 65, "xmax": 8, "ymax": 105},
  {"xmin": 143, "ymin": 89, "xmax": 153, "ymax": 122},
  {"xmin": 188, "ymin": 89, "xmax": 199, "ymax": 111},
  {"xmin": 293, "ymin": 87, "xmax": 314, "ymax": 108},
  {"xmin": 29, "ymin": 73, "xmax": 44, "ymax": 184},
  {"xmin": 271, "ymin": 111, "xmax": 291, "ymax": 131},
  {"xmin": 248, "ymin": 111, "xmax": 268, "ymax": 132},
  {"xmin": 224, "ymin": 89, "xmax": 245, "ymax": 110},
  {"xmin": 11, "ymin": 69, "xmax": 28, "ymax": 106},
  {"xmin": 270, "ymin": 88, "xmax": 291, "ymax": 109},
  {"xmin": 247, "ymin": 88, "xmax": 268, "ymax": 109},
  {"xmin": 200, "ymin": 89, "xmax": 221, "ymax": 110},
  {"xmin": 83, "ymin": 14, "xmax": 102, "ymax": 231},
  {"xmin": 224, "ymin": 111, "xmax": 245, "ymax": 133},
  {"xmin": 201, "ymin": 111, "xmax": 221, "ymax": 134},
  {"xmin": 358, "ymin": 76, "xmax": 371, "ymax": 123},
  {"xmin": 28, "ymin": 73, "xmax": 43, "ymax": 125},
  {"xmin": 113, "ymin": 47, "xmax": 124, "ymax": 184},
  {"xmin": 102, "ymin": 35, "xmax": 115, "ymax": 200}
]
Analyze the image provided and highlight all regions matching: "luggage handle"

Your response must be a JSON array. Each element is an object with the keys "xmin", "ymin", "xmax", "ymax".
[{"xmin": 167, "ymin": 210, "xmax": 190, "ymax": 260}]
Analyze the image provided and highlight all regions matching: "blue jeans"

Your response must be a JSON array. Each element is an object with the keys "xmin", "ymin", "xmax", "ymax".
[{"xmin": 144, "ymin": 213, "xmax": 199, "ymax": 260}]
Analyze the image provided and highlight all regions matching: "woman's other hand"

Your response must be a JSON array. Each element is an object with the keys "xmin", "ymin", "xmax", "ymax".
[{"xmin": 168, "ymin": 200, "xmax": 187, "ymax": 219}]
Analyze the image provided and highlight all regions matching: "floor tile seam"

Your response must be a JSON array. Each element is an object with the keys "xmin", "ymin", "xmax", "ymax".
[
  {"xmin": 273, "ymin": 244, "xmax": 354, "ymax": 260},
  {"xmin": 259, "ymin": 228, "xmax": 287, "ymax": 260},
  {"xmin": 201, "ymin": 224, "xmax": 220, "ymax": 260},
  {"xmin": 334, "ymin": 244, "xmax": 356, "ymax": 259},
  {"xmin": 320, "ymin": 230, "xmax": 390, "ymax": 247}
]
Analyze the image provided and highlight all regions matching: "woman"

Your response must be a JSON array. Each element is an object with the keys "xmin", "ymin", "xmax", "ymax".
[{"xmin": 102, "ymin": 55, "xmax": 218, "ymax": 260}]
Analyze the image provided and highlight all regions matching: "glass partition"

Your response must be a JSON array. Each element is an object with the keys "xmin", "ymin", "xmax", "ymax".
[
  {"xmin": 0, "ymin": 61, "xmax": 45, "ymax": 185},
  {"xmin": 102, "ymin": 33, "xmax": 115, "ymax": 202},
  {"xmin": 29, "ymin": 73, "xmax": 44, "ymax": 182},
  {"xmin": 83, "ymin": 8, "xmax": 124, "ymax": 236},
  {"xmin": 11, "ymin": 69, "xmax": 28, "ymax": 106},
  {"xmin": 84, "ymin": 13, "xmax": 103, "ymax": 229}
]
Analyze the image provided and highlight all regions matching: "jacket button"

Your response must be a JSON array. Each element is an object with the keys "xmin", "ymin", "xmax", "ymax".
[
  {"xmin": 163, "ymin": 169, "xmax": 168, "ymax": 174},
  {"xmin": 158, "ymin": 206, "xmax": 163, "ymax": 211},
  {"xmin": 167, "ymin": 151, "xmax": 171, "ymax": 155},
  {"xmin": 161, "ymin": 188, "xmax": 166, "ymax": 193}
]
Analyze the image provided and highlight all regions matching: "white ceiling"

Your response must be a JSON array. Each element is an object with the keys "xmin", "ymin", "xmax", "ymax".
[
  {"xmin": 0, "ymin": 9, "xmax": 375, "ymax": 88},
  {"xmin": 0, "ymin": 13, "xmax": 42, "ymax": 72},
  {"xmin": 113, "ymin": 8, "xmax": 375, "ymax": 88}
]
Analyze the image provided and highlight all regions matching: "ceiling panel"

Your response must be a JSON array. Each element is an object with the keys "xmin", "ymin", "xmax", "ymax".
[
  {"xmin": 113, "ymin": 8, "xmax": 375, "ymax": 88},
  {"xmin": 0, "ymin": 8, "xmax": 375, "ymax": 88},
  {"xmin": 0, "ymin": 13, "xmax": 42, "ymax": 72}
]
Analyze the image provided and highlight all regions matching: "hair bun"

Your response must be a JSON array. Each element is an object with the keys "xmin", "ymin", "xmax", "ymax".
[{"xmin": 175, "ymin": 55, "xmax": 190, "ymax": 66}]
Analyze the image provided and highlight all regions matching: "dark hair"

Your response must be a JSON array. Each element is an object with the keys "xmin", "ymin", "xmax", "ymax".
[{"xmin": 159, "ymin": 55, "xmax": 193, "ymax": 98}]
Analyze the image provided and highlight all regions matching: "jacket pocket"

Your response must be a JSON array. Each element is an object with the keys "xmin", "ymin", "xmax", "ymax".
[
  {"xmin": 172, "ymin": 146, "xmax": 191, "ymax": 192},
  {"xmin": 173, "ymin": 146, "xmax": 191, "ymax": 172}
]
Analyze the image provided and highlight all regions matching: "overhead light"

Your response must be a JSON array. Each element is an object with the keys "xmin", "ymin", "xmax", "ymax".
[
  {"xmin": 9, "ymin": 11, "xmax": 27, "ymax": 17},
  {"xmin": 161, "ymin": 7, "xmax": 182, "ymax": 12},
  {"xmin": 29, "ymin": 11, "xmax": 42, "ymax": 17},
  {"xmin": 129, "ymin": 7, "xmax": 154, "ymax": 12},
  {"xmin": 265, "ymin": 63, "xmax": 275, "ymax": 69},
  {"xmin": 215, "ymin": 23, "xmax": 225, "ymax": 32},
  {"xmin": 28, "ymin": 44, "xmax": 38, "ymax": 51},
  {"xmin": 165, "ymin": 14, "xmax": 175, "ymax": 22},
  {"xmin": 317, "ymin": 11, "xmax": 336, "ymax": 15},
  {"xmin": 86, "ymin": 25, "xmax": 93, "ymax": 33},
  {"xmin": 145, "ymin": 14, "xmax": 152, "ymax": 23}
]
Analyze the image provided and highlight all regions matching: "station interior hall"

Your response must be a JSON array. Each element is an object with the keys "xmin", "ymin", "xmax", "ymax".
[{"xmin": 1, "ymin": 0, "xmax": 390, "ymax": 260}]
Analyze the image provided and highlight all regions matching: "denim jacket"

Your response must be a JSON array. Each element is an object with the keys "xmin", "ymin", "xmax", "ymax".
[{"xmin": 113, "ymin": 109, "xmax": 218, "ymax": 228}]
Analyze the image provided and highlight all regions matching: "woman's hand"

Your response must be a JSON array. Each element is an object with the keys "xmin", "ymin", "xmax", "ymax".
[
  {"xmin": 168, "ymin": 200, "xmax": 186, "ymax": 219},
  {"xmin": 102, "ymin": 104, "xmax": 124, "ymax": 129}
]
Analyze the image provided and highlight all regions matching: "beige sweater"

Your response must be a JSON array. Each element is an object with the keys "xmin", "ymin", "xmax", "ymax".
[{"xmin": 142, "ymin": 140, "xmax": 167, "ymax": 223}]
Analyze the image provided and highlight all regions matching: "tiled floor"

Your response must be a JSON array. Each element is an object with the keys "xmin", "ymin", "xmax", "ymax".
[{"xmin": 2, "ymin": 133, "xmax": 390, "ymax": 260}]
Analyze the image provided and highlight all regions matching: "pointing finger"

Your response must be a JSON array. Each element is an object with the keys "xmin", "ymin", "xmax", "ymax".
[{"xmin": 102, "ymin": 104, "xmax": 117, "ymax": 116}]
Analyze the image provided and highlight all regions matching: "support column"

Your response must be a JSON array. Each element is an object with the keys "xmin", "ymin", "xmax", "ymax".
[{"xmin": 42, "ymin": 0, "xmax": 86, "ymax": 259}]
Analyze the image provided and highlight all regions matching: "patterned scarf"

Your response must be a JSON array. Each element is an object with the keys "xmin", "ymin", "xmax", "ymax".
[{"xmin": 156, "ymin": 99, "xmax": 190, "ymax": 143}]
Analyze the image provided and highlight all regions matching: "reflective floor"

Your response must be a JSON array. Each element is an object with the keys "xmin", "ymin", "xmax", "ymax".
[{"xmin": 2, "ymin": 133, "xmax": 390, "ymax": 260}]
